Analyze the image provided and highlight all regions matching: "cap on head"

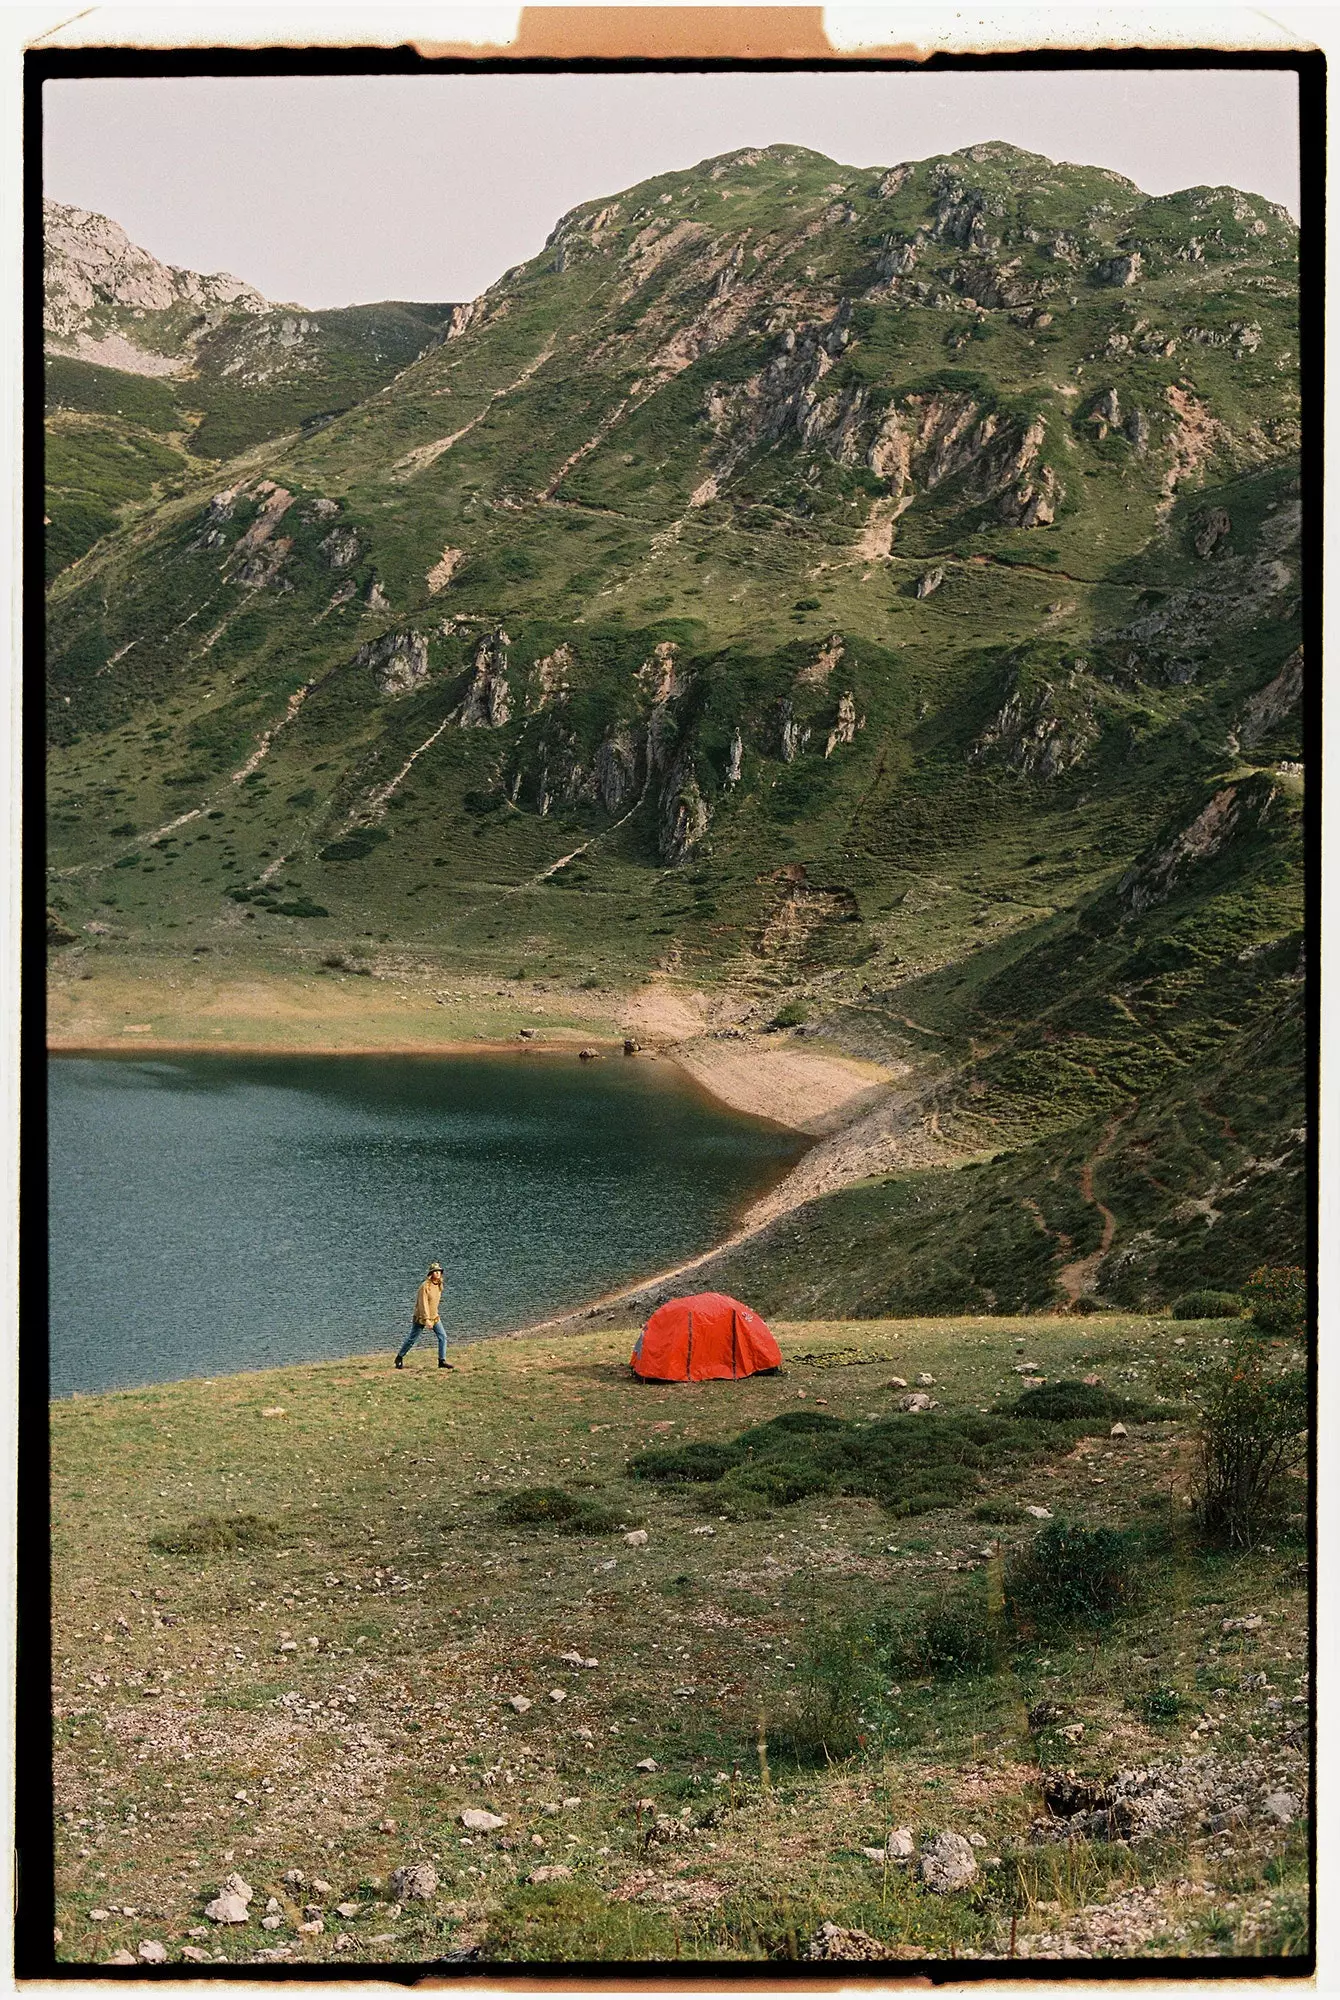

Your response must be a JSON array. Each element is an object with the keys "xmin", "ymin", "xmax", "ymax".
[{"xmin": 428, "ymin": 1261, "xmax": 443, "ymax": 1273}]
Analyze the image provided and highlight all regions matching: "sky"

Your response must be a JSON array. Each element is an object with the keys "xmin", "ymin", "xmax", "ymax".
[{"xmin": 43, "ymin": 68, "xmax": 1300, "ymax": 310}]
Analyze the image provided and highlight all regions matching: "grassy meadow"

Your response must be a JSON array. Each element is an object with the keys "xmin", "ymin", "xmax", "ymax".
[{"xmin": 51, "ymin": 1314, "xmax": 1308, "ymax": 1967}]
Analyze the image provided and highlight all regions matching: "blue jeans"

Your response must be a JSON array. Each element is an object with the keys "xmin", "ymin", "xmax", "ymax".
[{"xmin": 397, "ymin": 1318, "xmax": 446, "ymax": 1362}]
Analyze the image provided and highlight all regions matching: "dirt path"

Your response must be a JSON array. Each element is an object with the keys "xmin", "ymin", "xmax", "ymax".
[{"xmin": 1057, "ymin": 1112, "xmax": 1128, "ymax": 1304}]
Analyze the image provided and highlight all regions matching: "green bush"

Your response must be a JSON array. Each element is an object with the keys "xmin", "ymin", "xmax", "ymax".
[
  {"xmin": 495, "ymin": 1485, "xmax": 625, "ymax": 1535},
  {"xmin": 1243, "ymin": 1265, "xmax": 1307, "ymax": 1342},
  {"xmin": 769, "ymin": 1000, "xmax": 809, "ymax": 1029},
  {"xmin": 1195, "ymin": 1343, "xmax": 1307, "ymax": 1549},
  {"xmin": 1005, "ymin": 1520, "xmax": 1140, "ymax": 1632},
  {"xmin": 1173, "ymin": 1290, "xmax": 1244, "ymax": 1320}
]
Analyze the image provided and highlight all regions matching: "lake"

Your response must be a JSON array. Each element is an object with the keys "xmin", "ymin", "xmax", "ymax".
[{"xmin": 46, "ymin": 1052, "xmax": 807, "ymax": 1397}]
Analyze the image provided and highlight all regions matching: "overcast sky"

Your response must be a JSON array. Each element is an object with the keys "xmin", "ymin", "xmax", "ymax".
[{"xmin": 43, "ymin": 68, "xmax": 1300, "ymax": 310}]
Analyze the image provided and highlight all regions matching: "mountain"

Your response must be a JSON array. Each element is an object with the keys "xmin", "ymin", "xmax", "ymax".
[
  {"xmin": 45, "ymin": 143, "xmax": 1305, "ymax": 1308},
  {"xmin": 43, "ymin": 198, "xmax": 459, "ymax": 573}
]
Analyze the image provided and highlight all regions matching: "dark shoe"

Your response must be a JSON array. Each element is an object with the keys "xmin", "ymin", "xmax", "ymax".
[
  {"xmin": 439, "ymin": 1359, "xmax": 454, "ymax": 1370},
  {"xmin": 395, "ymin": 1355, "xmax": 404, "ymax": 1369}
]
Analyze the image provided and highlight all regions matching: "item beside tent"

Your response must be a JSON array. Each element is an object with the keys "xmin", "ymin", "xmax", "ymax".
[{"xmin": 630, "ymin": 1292, "xmax": 782, "ymax": 1382}]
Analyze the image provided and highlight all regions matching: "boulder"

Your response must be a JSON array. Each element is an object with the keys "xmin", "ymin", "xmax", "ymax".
[
  {"xmin": 203, "ymin": 1894, "xmax": 249, "ymax": 1925},
  {"xmin": 389, "ymin": 1862, "xmax": 438, "ymax": 1902},
  {"xmin": 137, "ymin": 1941, "xmax": 167, "ymax": 1964},
  {"xmin": 918, "ymin": 1830, "xmax": 979, "ymax": 1893},
  {"xmin": 529, "ymin": 1865, "xmax": 573, "ymax": 1884},
  {"xmin": 899, "ymin": 1392, "xmax": 936, "ymax": 1413},
  {"xmin": 1262, "ymin": 1791, "xmax": 1299, "ymax": 1826},
  {"xmin": 509, "ymin": 1694, "xmax": 533, "ymax": 1713},
  {"xmin": 885, "ymin": 1827, "xmax": 915, "ymax": 1860},
  {"xmin": 461, "ymin": 1809, "xmax": 507, "ymax": 1832}
]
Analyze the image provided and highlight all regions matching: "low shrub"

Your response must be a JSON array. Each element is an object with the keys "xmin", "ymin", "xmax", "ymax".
[
  {"xmin": 630, "ymin": 1408, "xmax": 1065, "ymax": 1521},
  {"xmin": 151, "ymin": 1512, "xmax": 279, "ymax": 1556},
  {"xmin": 1195, "ymin": 1344, "xmax": 1307, "ymax": 1549},
  {"xmin": 1139, "ymin": 1685, "xmax": 1186, "ymax": 1725},
  {"xmin": 628, "ymin": 1441, "xmax": 742, "ymax": 1483},
  {"xmin": 1243, "ymin": 1265, "xmax": 1307, "ymax": 1342},
  {"xmin": 917, "ymin": 1596, "xmax": 1002, "ymax": 1678},
  {"xmin": 1005, "ymin": 1520, "xmax": 1140, "ymax": 1632},
  {"xmin": 770, "ymin": 1000, "xmax": 809, "ymax": 1030},
  {"xmin": 972, "ymin": 1498, "xmax": 1027, "ymax": 1523},
  {"xmin": 1011, "ymin": 1380, "xmax": 1149, "ymax": 1424},
  {"xmin": 495, "ymin": 1485, "xmax": 625, "ymax": 1535},
  {"xmin": 1172, "ymin": 1290, "xmax": 1244, "ymax": 1320},
  {"xmin": 768, "ymin": 1621, "xmax": 875, "ymax": 1764},
  {"xmin": 481, "ymin": 1880, "xmax": 674, "ymax": 1961}
]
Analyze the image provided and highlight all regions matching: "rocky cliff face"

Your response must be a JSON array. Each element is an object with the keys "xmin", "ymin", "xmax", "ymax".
[{"xmin": 44, "ymin": 199, "xmax": 272, "ymax": 372}]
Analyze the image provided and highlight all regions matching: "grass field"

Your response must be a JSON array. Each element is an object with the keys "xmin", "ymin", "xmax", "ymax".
[{"xmin": 50, "ymin": 1314, "xmax": 1308, "ymax": 1967}]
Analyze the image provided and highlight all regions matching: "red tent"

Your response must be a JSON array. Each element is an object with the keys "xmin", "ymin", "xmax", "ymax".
[{"xmin": 630, "ymin": 1292, "xmax": 782, "ymax": 1382}]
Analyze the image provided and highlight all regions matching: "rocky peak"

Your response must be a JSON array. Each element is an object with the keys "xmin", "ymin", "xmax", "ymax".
[{"xmin": 44, "ymin": 197, "xmax": 272, "ymax": 370}]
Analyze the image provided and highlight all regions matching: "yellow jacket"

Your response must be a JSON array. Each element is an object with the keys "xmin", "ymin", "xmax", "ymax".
[{"xmin": 414, "ymin": 1275, "xmax": 443, "ymax": 1326}]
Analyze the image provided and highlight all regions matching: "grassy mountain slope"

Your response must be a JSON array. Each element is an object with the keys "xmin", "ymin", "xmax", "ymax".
[{"xmin": 45, "ymin": 142, "xmax": 1306, "ymax": 1307}]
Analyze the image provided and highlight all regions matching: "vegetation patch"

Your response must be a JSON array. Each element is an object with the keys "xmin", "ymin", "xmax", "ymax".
[
  {"xmin": 149, "ymin": 1511, "xmax": 280, "ymax": 1556},
  {"xmin": 494, "ymin": 1484, "xmax": 626, "ymax": 1535},
  {"xmin": 631, "ymin": 1407, "xmax": 1083, "ymax": 1520},
  {"xmin": 1005, "ymin": 1520, "xmax": 1141, "ymax": 1633}
]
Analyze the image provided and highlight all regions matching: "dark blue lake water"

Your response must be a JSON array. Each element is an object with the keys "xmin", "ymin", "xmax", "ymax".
[{"xmin": 47, "ymin": 1053, "xmax": 806, "ymax": 1397}]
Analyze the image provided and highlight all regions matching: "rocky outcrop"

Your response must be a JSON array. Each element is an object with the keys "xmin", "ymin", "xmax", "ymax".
[
  {"xmin": 359, "ymin": 629, "xmax": 430, "ymax": 698},
  {"xmin": 658, "ymin": 749, "xmax": 710, "ymax": 863},
  {"xmin": 726, "ymin": 727, "xmax": 744, "ymax": 783},
  {"xmin": 1095, "ymin": 249, "xmax": 1143, "ymax": 286},
  {"xmin": 1233, "ymin": 650, "xmax": 1303, "ymax": 751},
  {"xmin": 1193, "ymin": 507, "xmax": 1232, "ymax": 557},
  {"xmin": 776, "ymin": 700, "xmax": 810, "ymax": 764},
  {"xmin": 1118, "ymin": 779, "xmax": 1277, "ymax": 913},
  {"xmin": 529, "ymin": 644, "xmax": 574, "ymax": 712},
  {"xmin": 825, "ymin": 691, "xmax": 859, "ymax": 757},
  {"xmin": 796, "ymin": 633, "xmax": 845, "ymax": 685},
  {"xmin": 458, "ymin": 629, "xmax": 512, "ymax": 727},
  {"xmin": 915, "ymin": 568, "xmax": 944, "ymax": 599},
  {"xmin": 320, "ymin": 526, "xmax": 360, "ymax": 570},
  {"xmin": 44, "ymin": 198, "xmax": 270, "ymax": 368},
  {"xmin": 972, "ymin": 671, "xmax": 1099, "ymax": 778},
  {"xmin": 593, "ymin": 727, "xmax": 642, "ymax": 813}
]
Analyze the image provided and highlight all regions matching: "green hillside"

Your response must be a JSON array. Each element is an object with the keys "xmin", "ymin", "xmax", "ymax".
[{"xmin": 45, "ymin": 142, "xmax": 1305, "ymax": 1306}]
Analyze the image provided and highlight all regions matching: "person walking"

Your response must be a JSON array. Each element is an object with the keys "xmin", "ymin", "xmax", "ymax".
[{"xmin": 396, "ymin": 1260, "xmax": 455, "ymax": 1369}]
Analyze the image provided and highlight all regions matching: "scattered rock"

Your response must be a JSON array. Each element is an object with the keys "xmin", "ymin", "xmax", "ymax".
[
  {"xmin": 885, "ymin": 1376, "xmax": 908, "ymax": 1389},
  {"xmin": 180, "ymin": 1946, "xmax": 210, "ymax": 1962},
  {"xmin": 282, "ymin": 1870, "xmax": 305, "ymax": 1887},
  {"xmin": 1021, "ymin": 1376, "xmax": 1045, "ymax": 1390},
  {"xmin": 311, "ymin": 1879, "xmax": 333, "ymax": 1897},
  {"xmin": 899, "ymin": 1392, "xmax": 936, "ymax": 1413},
  {"xmin": 915, "ymin": 567, "xmax": 945, "ymax": 599},
  {"xmin": 297, "ymin": 1919, "xmax": 323, "ymax": 1936},
  {"xmin": 137, "ymin": 1941, "xmax": 167, "ymax": 1964},
  {"xmin": 885, "ymin": 1827, "xmax": 915, "ymax": 1860},
  {"xmin": 918, "ymin": 1830, "xmax": 979, "ymax": 1893},
  {"xmin": 390, "ymin": 1863, "xmax": 438, "ymax": 1902},
  {"xmin": 107, "ymin": 1950, "xmax": 138, "ymax": 1966},
  {"xmin": 549, "ymin": 1687, "xmax": 567, "ymax": 1703},
  {"xmin": 578, "ymin": 1048, "xmax": 601, "ymax": 1062},
  {"xmin": 89, "ymin": 1909, "xmax": 109, "ymax": 1921},
  {"xmin": 967, "ymin": 1833, "xmax": 988, "ymax": 1848},
  {"xmin": 1223, "ymin": 1615, "xmax": 1263, "ymax": 1634},
  {"xmin": 261, "ymin": 1406, "xmax": 285, "ymax": 1418},
  {"xmin": 623, "ymin": 1529, "xmax": 648, "ymax": 1547},
  {"xmin": 805, "ymin": 1921, "xmax": 899, "ymax": 1961},
  {"xmin": 460, "ymin": 1809, "xmax": 507, "ymax": 1832},
  {"xmin": 636, "ymin": 1758, "xmax": 658, "ymax": 1773},
  {"xmin": 203, "ymin": 1894, "xmax": 249, "ymax": 1925},
  {"xmin": 1110, "ymin": 1422, "xmax": 1128, "ymax": 1438},
  {"xmin": 509, "ymin": 1694, "xmax": 533, "ymax": 1713},
  {"xmin": 529, "ymin": 1865, "xmax": 573, "ymax": 1884},
  {"xmin": 916, "ymin": 1373, "xmax": 935, "ymax": 1386},
  {"xmin": 335, "ymin": 1903, "xmax": 363, "ymax": 1920},
  {"xmin": 1024, "ymin": 1504, "xmax": 1053, "ymax": 1519},
  {"xmin": 1082, "ymin": 1373, "xmax": 1103, "ymax": 1386},
  {"xmin": 1262, "ymin": 1790, "xmax": 1299, "ymax": 1825},
  {"xmin": 261, "ymin": 1915, "xmax": 283, "ymax": 1932}
]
